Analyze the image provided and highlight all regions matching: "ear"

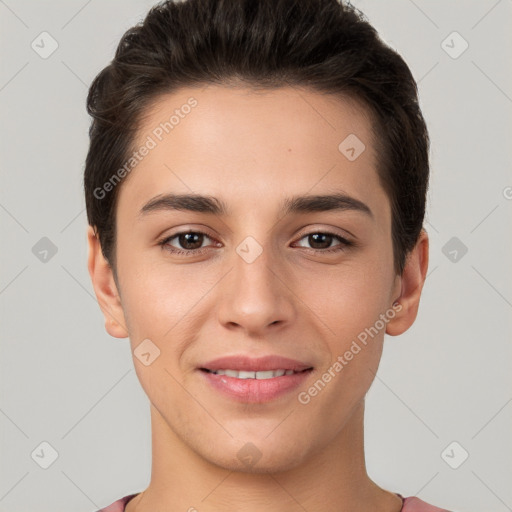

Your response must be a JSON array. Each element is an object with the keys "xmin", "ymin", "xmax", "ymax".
[
  {"xmin": 87, "ymin": 225, "xmax": 129, "ymax": 338},
  {"xmin": 386, "ymin": 228, "xmax": 429, "ymax": 336}
]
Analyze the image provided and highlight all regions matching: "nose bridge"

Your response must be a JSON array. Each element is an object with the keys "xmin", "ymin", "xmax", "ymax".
[
  {"xmin": 235, "ymin": 234, "xmax": 276, "ymax": 290},
  {"xmin": 217, "ymin": 231, "xmax": 294, "ymax": 332}
]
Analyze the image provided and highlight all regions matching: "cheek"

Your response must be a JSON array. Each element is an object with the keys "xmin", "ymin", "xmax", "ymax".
[
  {"xmin": 303, "ymin": 262, "xmax": 391, "ymax": 331},
  {"xmin": 118, "ymin": 256, "xmax": 189, "ymax": 332},
  {"xmin": 301, "ymin": 266, "xmax": 392, "ymax": 395},
  {"xmin": 118, "ymin": 259, "xmax": 217, "ymax": 373}
]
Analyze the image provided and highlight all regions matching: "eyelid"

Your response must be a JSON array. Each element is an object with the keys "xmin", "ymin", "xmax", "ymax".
[{"xmin": 293, "ymin": 225, "xmax": 354, "ymax": 244}]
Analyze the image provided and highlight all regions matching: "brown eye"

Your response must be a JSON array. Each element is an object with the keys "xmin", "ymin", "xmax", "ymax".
[
  {"xmin": 174, "ymin": 232, "xmax": 206, "ymax": 250},
  {"xmin": 294, "ymin": 231, "xmax": 353, "ymax": 253},
  {"xmin": 159, "ymin": 230, "xmax": 216, "ymax": 256}
]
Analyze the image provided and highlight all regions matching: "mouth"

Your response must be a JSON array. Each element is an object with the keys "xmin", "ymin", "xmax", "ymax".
[
  {"xmin": 200, "ymin": 368, "xmax": 313, "ymax": 379},
  {"xmin": 198, "ymin": 355, "xmax": 314, "ymax": 403},
  {"xmin": 198, "ymin": 354, "xmax": 314, "ymax": 403}
]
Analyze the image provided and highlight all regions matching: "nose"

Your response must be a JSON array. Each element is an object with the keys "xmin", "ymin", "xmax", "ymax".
[{"xmin": 216, "ymin": 240, "xmax": 296, "ymax": 336}]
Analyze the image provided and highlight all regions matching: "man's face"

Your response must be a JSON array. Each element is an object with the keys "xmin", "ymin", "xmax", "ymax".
[{"xmin": 109, "ymin": 85, "xmax": 402, "ymax": 472}]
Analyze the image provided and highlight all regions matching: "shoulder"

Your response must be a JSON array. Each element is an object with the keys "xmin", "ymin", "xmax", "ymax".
[
  {"xmin": 401, "ymin": 496, "xmax": 454, "ymax": 512},
  {"xmin": 96, "ymin": 493, "xmax": 140, "ymax": 512}
]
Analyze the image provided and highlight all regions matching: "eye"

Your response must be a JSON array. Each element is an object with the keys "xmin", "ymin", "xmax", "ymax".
[
  {"xmin": 158, "ymin": 229, "xmax": 355, "ymax": 257},
  {"xmin": 159, "ymin": 230, "xmax": 217, "ymax": 256},
  {"xmin": 293, "ymin": 231, "xmax": 354, "ymax": 253}
]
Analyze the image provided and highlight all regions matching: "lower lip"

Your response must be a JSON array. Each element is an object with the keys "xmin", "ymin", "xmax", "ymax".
[{"xmin": 199, "ymin": 369, "xmax": 313, "ymax": 403}]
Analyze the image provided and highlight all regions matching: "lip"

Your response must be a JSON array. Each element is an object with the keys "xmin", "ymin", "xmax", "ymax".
[
  {"xmin": 199, "ymin": 368, "xmax": 313, "ymax": 403},
  {"xmin": 198, "ymin": 355, "xmax": 314, "ymax": 403},
  {"xmin": 200, "ymin": 355, "xmax": 313, "ymax": 372}
]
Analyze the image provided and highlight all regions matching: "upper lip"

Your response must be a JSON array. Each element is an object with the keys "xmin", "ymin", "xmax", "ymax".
[{"xmin": 200, "ymin": 355, "xmax": 313, "ymax": 372}]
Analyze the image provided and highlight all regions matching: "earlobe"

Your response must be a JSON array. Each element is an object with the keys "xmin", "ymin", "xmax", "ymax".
[
  {"xmin": 87, "ymin": 225, "xmax": 129, "ymax": 339},
  {"xmin": 386, "ymin": 228, "xmax": 429, "ymax": 337}
]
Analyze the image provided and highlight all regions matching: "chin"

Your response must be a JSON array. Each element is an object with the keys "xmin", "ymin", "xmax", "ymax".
[{"xmin": 199, "ymin": 436, "xmax": 311, "ymax": 475}]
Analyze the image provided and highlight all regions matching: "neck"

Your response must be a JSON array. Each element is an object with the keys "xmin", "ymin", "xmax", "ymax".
[{"xmin": 126, "ymin": 400, "xmax": 402, "ymax": 512}]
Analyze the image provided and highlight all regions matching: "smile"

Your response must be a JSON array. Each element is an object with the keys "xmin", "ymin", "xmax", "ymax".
[{"xmin": 202, "ymin": 368, "xmax": 310, "ymax": 379}]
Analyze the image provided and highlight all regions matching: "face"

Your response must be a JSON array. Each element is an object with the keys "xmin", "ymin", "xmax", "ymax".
[{"xmin": 90, "ymin": 85, "xmax": 418, "ymax": 473}]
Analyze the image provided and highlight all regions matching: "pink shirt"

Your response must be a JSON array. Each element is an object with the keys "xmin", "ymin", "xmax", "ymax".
[{"xmin": 98, "ymin": 493, "xmax": 452, "ymax": 511}]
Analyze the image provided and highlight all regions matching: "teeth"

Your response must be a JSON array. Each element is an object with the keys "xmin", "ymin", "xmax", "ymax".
[{"xmin": 209, "ymin": 369, "xmax": 297, "ymax": 379}]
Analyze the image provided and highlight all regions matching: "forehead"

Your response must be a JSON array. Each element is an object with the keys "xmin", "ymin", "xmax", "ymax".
[{"xmin": 119, "ymin": 84, "xmax": 389, "ymax": 223}]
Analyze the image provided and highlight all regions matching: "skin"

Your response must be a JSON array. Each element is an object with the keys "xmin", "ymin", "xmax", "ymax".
[{"xmin": 87, "ymin": 85, "xmax": 429, "ymax": 512}]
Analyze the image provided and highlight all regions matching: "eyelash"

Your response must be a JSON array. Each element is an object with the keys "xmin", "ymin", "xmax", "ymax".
[{"xmin": 158, "ymin": 229, "xmax": 355, "ymax": 256}]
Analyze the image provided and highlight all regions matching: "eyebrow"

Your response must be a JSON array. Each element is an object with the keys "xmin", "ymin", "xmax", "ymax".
[{"xmin": 139, "ymin": 192, "xmax": 374, "ymax": 219}]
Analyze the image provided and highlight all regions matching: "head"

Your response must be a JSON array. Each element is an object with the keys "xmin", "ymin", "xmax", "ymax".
[{"xmin": 85, "ymin": 0, "xmax": 429, "ymax": 473}]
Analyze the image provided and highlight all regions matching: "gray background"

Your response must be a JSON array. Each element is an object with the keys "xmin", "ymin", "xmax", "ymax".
[{"xmin": 1, "ymin": 1, "xmax": 511, "ymax": 511}]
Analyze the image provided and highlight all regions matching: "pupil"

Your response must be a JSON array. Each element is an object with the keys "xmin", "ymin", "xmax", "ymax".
[
  {"xmin": 180, "ymin": 232, "xmax": 202, "ymax": 250},
  {"xmin": 310, "ymin": 233, "xmax": 331, "ymax": 249}
]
